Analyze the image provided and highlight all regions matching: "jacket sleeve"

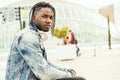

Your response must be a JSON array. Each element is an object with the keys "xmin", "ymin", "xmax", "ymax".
[
  {"xmin": 17, "ymin": 31, "xmax": 71, "ymax": 80},
  {"xmin": 47, "ymin": 60, "xmax": 71, "ymax": 72}
]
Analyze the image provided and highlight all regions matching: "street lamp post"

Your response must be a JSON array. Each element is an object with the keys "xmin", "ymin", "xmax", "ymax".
[
  {"xmin": 107, "ymin": 16, "xmax": 111, "ymax": 49},
  {"xmin": 15, "ymin": 7, "xmax": 22, "ymax": 30}
]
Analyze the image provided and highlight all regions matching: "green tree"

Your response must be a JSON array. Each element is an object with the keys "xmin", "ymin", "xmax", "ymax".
[{"xmin": 52, "ymin": 27, "xmax": 69, "ymax": 39}]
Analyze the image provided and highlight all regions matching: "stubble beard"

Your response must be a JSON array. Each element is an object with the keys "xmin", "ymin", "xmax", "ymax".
[{"xmin": 36, "ymin": 21, "xmax": 49, "ymax": 32}]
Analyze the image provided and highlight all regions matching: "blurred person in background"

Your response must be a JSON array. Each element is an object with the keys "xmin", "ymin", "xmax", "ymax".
[{"xmin": 68, "ymin": 30, "xmax": 76, "ymax": 44}]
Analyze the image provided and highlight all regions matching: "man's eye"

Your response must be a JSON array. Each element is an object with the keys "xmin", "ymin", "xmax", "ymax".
[
  {"xmin": 42, "ymin": 15, "xmax": 47, "ymax": 18},
  {"xmin": 50, "ymin": 16, "xmax": 53, "ymax": 20}
]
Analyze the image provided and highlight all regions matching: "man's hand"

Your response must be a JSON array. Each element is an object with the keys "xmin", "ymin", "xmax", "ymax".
[{"xmin": 69, "ymin": 69, "xmax": 76, "ymax": 77}]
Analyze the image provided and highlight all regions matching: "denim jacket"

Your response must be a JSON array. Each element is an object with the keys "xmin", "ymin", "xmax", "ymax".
[{"xmin": 5, "ymin": 24, "xmax": 71, "ymax": 80}]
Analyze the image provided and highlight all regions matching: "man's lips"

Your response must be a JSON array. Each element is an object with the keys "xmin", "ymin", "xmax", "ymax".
[{"xmin": 44, "ymin": 25, "xmax": 51, "ymax": 27}]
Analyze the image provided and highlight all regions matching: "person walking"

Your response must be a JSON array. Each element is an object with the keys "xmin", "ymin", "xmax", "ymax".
[{"xmin": 68, "ymin": 30, "xmax": 76, "ymax": 44}]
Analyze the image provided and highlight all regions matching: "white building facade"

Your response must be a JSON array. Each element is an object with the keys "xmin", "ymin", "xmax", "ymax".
[{"xmin": 0, "ymin": 0, "xmax": 120, "ymax": 51}]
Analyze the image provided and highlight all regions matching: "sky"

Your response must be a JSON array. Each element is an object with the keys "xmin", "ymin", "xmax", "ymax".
[
  {"xmin": 0, "ymin": 0, "xmax": 115, "ymax": 9},
  {"xmin": 68, "ymin": 0, "xmax": 115, "ymax": 9},
  {"xmin": 0, "ymin": 0, "xmax": 20, "ymax": 8}
]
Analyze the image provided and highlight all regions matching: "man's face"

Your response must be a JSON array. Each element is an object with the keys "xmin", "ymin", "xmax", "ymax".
[{"xmin": 34, "ymin": 7, "xmax": 54, "ymax": 32}]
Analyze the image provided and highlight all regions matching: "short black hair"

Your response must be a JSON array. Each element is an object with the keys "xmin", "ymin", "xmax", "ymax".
[{"xmin": 29, "ymin": 1, "xmax": 56, "ymax": 32}]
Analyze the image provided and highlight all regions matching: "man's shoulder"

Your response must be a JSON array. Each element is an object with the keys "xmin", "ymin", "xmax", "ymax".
[
  {"xmin": 16, "ymin": 27, "xmax": 38, "ymax": 37},
  {"xmin": 14, "ymin": 28, "xmax": 39, "ymax": 43}
]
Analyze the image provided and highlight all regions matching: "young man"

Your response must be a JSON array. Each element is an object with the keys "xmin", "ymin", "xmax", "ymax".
[{"xmin": 5, "ymin": 2, "xmax": 76, "ymax": 80}]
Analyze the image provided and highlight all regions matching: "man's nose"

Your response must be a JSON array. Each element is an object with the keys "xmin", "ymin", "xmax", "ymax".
[{"xmin": 46, "ymin": 18, "xmax": 52, "ymax": 23}]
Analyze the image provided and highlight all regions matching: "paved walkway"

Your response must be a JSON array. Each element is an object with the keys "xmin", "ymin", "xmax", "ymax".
[{"xmin": 0, "ymin": 47, "xmax": 120, "ymax": 80}]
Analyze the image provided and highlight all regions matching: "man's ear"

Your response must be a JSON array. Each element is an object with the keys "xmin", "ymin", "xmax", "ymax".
[{"xmin": 32, "ymin": 14, "xmax": 36, "ymax": 23}]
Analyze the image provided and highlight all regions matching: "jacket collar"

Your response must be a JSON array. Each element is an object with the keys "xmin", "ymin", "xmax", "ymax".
[{"xmin": 29, "ymin": 23, "xmax": 39, "ymax": 32}]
